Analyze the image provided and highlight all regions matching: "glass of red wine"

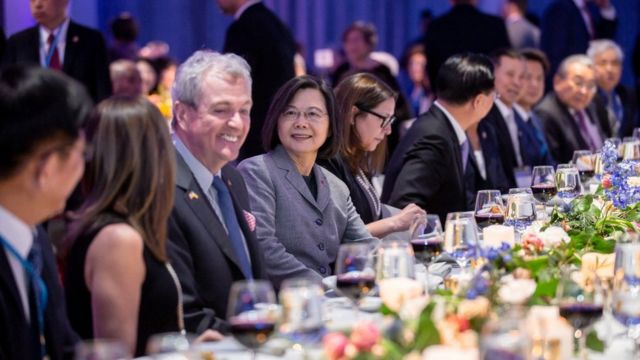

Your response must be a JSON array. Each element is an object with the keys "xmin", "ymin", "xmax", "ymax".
[
  {"xmin": 530, "ymin": 166, "xmax": 557, "ymax": 218},
  {"xmin": 335, "ymin": 243, "xmax": 376, "ymax": 315},
  {"xmin": 571, "ymin": 150, "xmax": 595, "ymax": 185},
  {"xmin": 227, "ymin": 280, "xmax": 278, "ymax": 360},
  {"xmin": 556, "ymin": 268, "xmax": 604, "ymax": 359},
  {"xmin": 410, "ymin": 214, "xmax": 444, "ymax": 271},
  {"xmin": 474, "ymin": 190, "xmax": 505, "ymax": 229}
]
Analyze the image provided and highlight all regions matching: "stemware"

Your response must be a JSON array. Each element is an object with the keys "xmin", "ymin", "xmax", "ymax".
[
  {"xmin": 227, "ymin": 280, "xmax": 279, "ymax": 360},
  {"xmin": 444, "ymin": 212, "xmax": 480, "ymax": 272},
  {"xmin": 556, "ymin": 164, "xmax": 582, "ymax": 202},
  {"xmin": 504, "ymin": 188, "xmax": 537, "ymax": 232},
  {"xmin": 571, "ymin": 150, "xmax": 595, "ymax": 184},
  {"xmin": 622, "ymin": 140, "xmax": 640, "ymax": 162},
  {"xmin": 530, "ymin": 166, "xmax": 557, "ymax": 214},
  {"xmin": 474, "ymin": 190, "xmax": 505, "ymax": 229},
  {"xmin": 556, "ymin": 268, "xmax": 604, "ymax": 359},
  {"xmin": 334, "ymin": 243, "xmax": 376, "ymax": 313},
  {"xmin": 279, "ymin": 278, "xmax": 325, "ymax": 348},
  {"xmin": 612, "ymin": 243, "xmax": 640, "ymax": 356},
  {"xmin": 605, "ymin": 137, "xmax": 623, "ymax": 161},
  {"xmin": 410, "ymin": 214, "xmax": 444, "ymax": 269},
  {"xmin": 75, "ymin": 339, "xmax": 131, "ymax": 360},
  {"xmin": 376, "ymin": 240, "xmax": 416, "ymax": 281}
]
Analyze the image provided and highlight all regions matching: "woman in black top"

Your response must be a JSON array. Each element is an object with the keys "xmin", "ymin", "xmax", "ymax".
[
  {"xmin": 319, "ymin": 73, "xmax": 425, "ymax": 238},
  {"xmin": 64, "ymin": 96, "xmax": 181, "ymax": 356}
]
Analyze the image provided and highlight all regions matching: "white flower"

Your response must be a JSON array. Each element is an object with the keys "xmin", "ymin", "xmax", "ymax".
[
  {"xmin": 378, "ymin": 277, "xmax": 423, "ymax": 313},
  {"xmin": 539, "ymin": 226, "xmax": 570, "ymax": 248},
  {"xmin": 627, "ymin": 176, "xmax": 640, "ymax": 187},
  {"xmin": 498, "ymin": 276, "xmax": 537, "ymax": 304}
]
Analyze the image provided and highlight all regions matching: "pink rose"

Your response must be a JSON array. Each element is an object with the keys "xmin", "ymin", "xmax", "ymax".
[
  {"xmin": 323, "ymin": 332, "xmax": 348, "ymax": 360},
  {"xmin": 349, "ymin": 321, "xmax": 381, "ymax": 352},
  {"xmin": 602, "ymin": 174, "xmax": 612, "ymax": 189},
  {"xmin": 521, "ymin": 233, "xmax": 544, "ymax": 253}
]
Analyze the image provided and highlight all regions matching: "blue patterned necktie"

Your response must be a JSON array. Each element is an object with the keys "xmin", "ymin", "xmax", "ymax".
[{"xmin": 212, "ymin": 176, "xmax": 253, "ymax": 279}]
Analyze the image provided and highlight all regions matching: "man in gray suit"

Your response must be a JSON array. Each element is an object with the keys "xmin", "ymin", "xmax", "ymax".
[{"xmin": 503, "ymin": 0, "xmax": 540, "ymax": 49}]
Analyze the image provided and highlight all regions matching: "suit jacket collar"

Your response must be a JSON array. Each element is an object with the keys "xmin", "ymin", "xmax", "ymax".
[
  {"xmin": 270, "ymin": 145, "xmax": 330, "ymax": 213},
  {"xmin": 174, "ymin": 151, "xmax": 249, "ymax": 276},
  {"xmin": 429, "ymin": 105, "xmax": 465, "ymax": 174}
]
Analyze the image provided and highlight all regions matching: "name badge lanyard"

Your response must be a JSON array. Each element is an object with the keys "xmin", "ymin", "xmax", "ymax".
[
  {"xmin": 44, "ymin": 29, "xmax": 63, "ymax": 69},
  {"xmin": 0, "ymin": 235, "xmax": 49, "ymax": 359}
]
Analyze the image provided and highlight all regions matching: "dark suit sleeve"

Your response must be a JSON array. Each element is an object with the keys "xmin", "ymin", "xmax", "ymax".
[
  {"xmin": 535, "ymin": 108, "xmax": 566, "ymax": 164},
  {"xmin": 167, "ymin": 215, "xmax": 227, "ymax": 334},
  {"xmin": 91, "ymin": 31, "xmax": 112, "ymax": 102},
  {"xmin": 1, "ymin": 35, "xmax": 18, "ymax": 65},
  {"xmin": 388, "ymin": 135, "xmax": 447, "ymax": 210},
  {"xmin": 540, "ymin": 2, "xmax": 572, "ymax": 75}
]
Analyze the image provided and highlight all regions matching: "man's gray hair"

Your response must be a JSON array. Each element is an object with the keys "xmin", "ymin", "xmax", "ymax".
[
  {"xmin": 172, "ymin": 50, "xmax": 252, "ymax": 107},
  {"xmin": 587, "ymin": 39, "xmax": 624, "ymax": 62},
  {"xmin": 556, "ymin": 54, "xmax": 593, "ymax": 78}
]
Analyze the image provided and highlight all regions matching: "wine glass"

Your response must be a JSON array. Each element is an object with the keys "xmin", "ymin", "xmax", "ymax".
[
  {"xmin": 376, "ymin": 240, "xmax": 416, "ymax": 281},
  {"xmin": 556, "ymin": 164, "xmax": 581, "ymax": 203},
  {"xmin": 612, "ymin": 243, "xmax": 640, "ymax": 356},
  {"xmin": 227, "ymin": 280, "xmax": 279, "ymax": 360},
  {"xmin": 556, "ymin": 268, "xmax": 604, "ymax": 359},
  {"xmin": 75, "ymin": 339, "xmax": 131, "ymax": 360},
  {"xmin": 632, "ymin": 128, "xmax": 640, "ymax": 141},
  {"xmin": 504, "ymin": 188, "xmax": 537, "ymax": 232},
  {"xmin": 410, "ymin": 214, "xmax": 444, "ymax": 268},
  {"xmin": 572, "ymin": 150, "xmax": 595, "ymax": 185},
  {"xmin": 444, "ymin": 212, "xmax": 480, "ymax": 273},
  {"xmin": 334, "ymin": 243, "xmax": 376, "ymax": 314},
  {"xmin": 530, "ymin": 166, "xmax": 557, "ymax": 217},
  {"xmin": 474, "ymin": 190, "xmax": 505, "ymax": 229},
  {"xmin": 279, "ymin": 278, "xmax": 325, "ymax": 350},
  {"xmin": 622, "ymin": 140, "xmax": 640, "ymax": 162}
]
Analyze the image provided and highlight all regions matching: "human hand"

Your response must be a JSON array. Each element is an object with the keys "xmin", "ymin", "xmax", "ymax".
[
  {"xmin": 391, "ymin": 204, "xmax": 426, "ymax": 232},
  {"xmin": 194, "ymin": 329, "xmax": 225, "ymax": 343}
]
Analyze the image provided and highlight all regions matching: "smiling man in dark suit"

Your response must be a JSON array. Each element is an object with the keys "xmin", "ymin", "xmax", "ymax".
[
  {"xmin": 168, "ymin": 50, "xmax": 268, "ymax": 334},
  {"xmin": 0, "ymin": 65, "xmax": 91, "ymax": 360},
  {"xmin": 218, "ymin": 0, "xmax": 296, "ymax": 161},
  {"xmin": 2, "ymin": 0, "xmax": 111, "ymax": 102},
  {"xmin": 382, "ymin": 54, "xmax": 495, "ymax": 223}
]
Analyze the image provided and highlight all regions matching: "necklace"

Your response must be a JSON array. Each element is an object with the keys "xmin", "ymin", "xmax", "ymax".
[
  {"xmin": 355, "ymin": 168, "xmax": 381, "ymax": 219},
  {"xmin": 164, "ymin": 263, "xmax": 185, "ymax": 334}
]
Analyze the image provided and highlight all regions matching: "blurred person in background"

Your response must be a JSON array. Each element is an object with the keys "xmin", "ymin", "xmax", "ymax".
[
  {"xmin": 109, "ymin": 59, "xmax": 143, "ymax": 97},
  {"xmin": 108, "ymin": 13, "xmax": 139, "ymax": 62}
]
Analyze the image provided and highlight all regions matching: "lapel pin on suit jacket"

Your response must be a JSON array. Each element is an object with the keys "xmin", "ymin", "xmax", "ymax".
[
  {"xmin": 188, "ymin": 191, "xmax": 199, "ymax": 200},
  {"xmin": 72, "ymin": 35, "xmax": 79, "ymax": 43}
]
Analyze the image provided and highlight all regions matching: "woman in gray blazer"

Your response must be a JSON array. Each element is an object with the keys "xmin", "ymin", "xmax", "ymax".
[{"xmin": 238, "ymin": 75, "xmax": 376, "ymax": 288}]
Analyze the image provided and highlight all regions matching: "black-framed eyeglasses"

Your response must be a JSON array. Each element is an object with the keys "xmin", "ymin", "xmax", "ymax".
[{"xmin": 355, "ymin": 103, "xmax": 397, "ymax": 128}]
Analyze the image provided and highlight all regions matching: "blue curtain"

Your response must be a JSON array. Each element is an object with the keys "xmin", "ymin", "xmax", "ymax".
[{"xmin": 96, "ymin": 0, "xmax": 639, "ymax": 86}]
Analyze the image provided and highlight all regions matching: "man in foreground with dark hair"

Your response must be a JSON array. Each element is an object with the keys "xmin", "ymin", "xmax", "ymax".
[
  {"xmin": 0, "ymin": 65, "xmax": 91, "ymax": 359},
  {"xmin": 382, "ymin": 53, "xmax": 495, "ymax": 223}
]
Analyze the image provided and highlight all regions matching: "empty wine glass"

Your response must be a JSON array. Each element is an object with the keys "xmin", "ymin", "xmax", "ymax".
[
  {"xmin": 444, "ymin": 212, "xmax": 480, "ymax": 273},
  {"xmin": 530, "ymin": 166, "xmax": 557, "ymax": 216},
  {"xmin": 410, "ymin": 214, "xmax": 444, "ymax": 267},
  {"xmin": 622, "ymin": 140, "xmax": 640, "ymax": 162},
  {"xmin": 75, "ymin": 339, "xmax": 131, "ymax": 360},
  {"xmin": 556, "ymin": 268, "xmax": 604, "ymax": 359},
  {"xmin": 504, "ymin": 188, "xmax": 537, "ymax": 232},
  {"xmin": 334, "ymin": 243, "xmax": 376, "ymax": 314},
  {"xmin": 556, "ymin": 164, "xmax": 581, "ymax": 202},
  {"xmin": 227, "ymin": 280, "xmax": 278, "ymax": 360},
  {"xmin": 474, "ymin": 190, "xmax": 505, "ymax": 230},
  {"xmin": 572, "ymin": 150, "xmax": 595, "ymax": 184},
  {"xmin": 279, "ymin": 278, "xmax": 325, "ymax": 349},
  {"xmin": 376, "ymin": 240, "xmax": 416, "ymax": 281},
  {"xmin": 612, "ymin": 243, "xmax": 640, "ymax": 356}
]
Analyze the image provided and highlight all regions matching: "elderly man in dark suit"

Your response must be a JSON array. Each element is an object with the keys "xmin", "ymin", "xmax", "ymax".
[
  {"xmin": 588, "ymin": 39, "xmax": 638, "ymax": 138},
  {"xmin": 382, "ymin": 54, "xmax": 495, "ymax": 223},
  {"xmin": 424, "ymin": 0, "xmax": 510, "ymax": 91},
  {"xmin": 168, "ymin": 50, "xmax": 268, "ymax": 334},
  {"xmin": 540, "ymin": 0, "xmax": 617, "ymax": 84},
  {"xmin": 2, "ymin": 0, "xmax": 111, "ymax": 102},
  {"xmin": 0, "ymin": 65, "xmax": 92, "ymax": 360},
  {"xmin": 218, "ymin": 0, "xmax": 296, "ymax": 161},
  {"xmin": 535, "ymin": 55, "xmax": 610, "ymax": 164}
]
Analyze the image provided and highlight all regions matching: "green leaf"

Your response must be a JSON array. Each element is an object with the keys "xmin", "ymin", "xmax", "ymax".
[
  {"xmin": 533, "ymin": 277, "xmax": 558, "ymax": 299},
  {"xmin": 524, "ymin": 256, "xmax": 549, "ymax": 275},
  {"xmin": 586, "ymin": 330, "xmax": 605, "ymax": 352},
  {"xmin": 380, "ymin": 338, "xmax": 406, "ymax": 360},
  {"xmin": 379, "ymin": 303, "xmax": 397, "ymax": 316},
  {"xmin": 569, "ymin": 231, "xmax": 590, "ymax": 250},
  {"xmin": 592, "ymin": 237, "xmax": 616, "ymax": 253},
  {"xmin": 413, "ymin": 302, "xmax": 441, "ymax": 351}
]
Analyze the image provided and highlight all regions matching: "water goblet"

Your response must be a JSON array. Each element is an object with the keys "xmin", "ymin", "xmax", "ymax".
[
  {"xmin": 572, "ymin": 150, "xmax": 595, "ymax": 184},
  {"xmin": 474, "ymin": 190, "xmax": 505, "ymax": 230},
  {"xmin": 504, "ymin": 188, "xmax": 537, "ymax": 232},
  {"xmin": 556, "ymin": 164, "xmax": 581, "ymax": 203},
  {"xmin": 612, "ymin": 243, "xmax": 640, "ymax": 356},
  {"xmin": 279, "ymin": 278, "xmax": 325, "ymax": 351},
  {"xmin": 334, "ymin": 243, "xmax": 376, "ymax": 315},
  {"xmin": 444, "ymin": 212, "xmax": 480, "ymax": 273},
  {"xmin": 227, "ymin": 280, "xmax": 278, "ymax": 360},
  {"xmin": 376, "ymin": 240, "xmax": 416, "ymax": 281}
]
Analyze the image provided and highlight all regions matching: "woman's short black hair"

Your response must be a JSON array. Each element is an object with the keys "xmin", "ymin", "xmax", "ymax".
[
  {"xmin": 261, "ymin": 75, "xmax": 341, "ymax": 159},
  {"xmin": 436, "ymin": 53, "xmax": 495, "ymax": 105}
]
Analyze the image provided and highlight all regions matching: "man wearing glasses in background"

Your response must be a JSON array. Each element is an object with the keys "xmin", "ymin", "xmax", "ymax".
[{"xmin": 534, "ymin": 54, "xmax": 610, "ymax": 164}]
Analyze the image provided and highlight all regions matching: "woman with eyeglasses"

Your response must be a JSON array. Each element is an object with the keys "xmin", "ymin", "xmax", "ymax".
[
  {"xmin": 238, "ymin": 75, "xmax": 377, "ymax": 288},
  {"xmin": 318, "ymin": 73, "xmax": 425, "ymax": 238}
]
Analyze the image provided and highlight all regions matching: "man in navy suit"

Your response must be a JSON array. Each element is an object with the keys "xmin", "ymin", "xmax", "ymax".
[
  {"xmin": 588, "ymin": 39, "xmax": 638, "ymax": 138},
  {"xmin": 382, "ymin": 54, "xmax": 495, "ymax": 223},
  {"xmin": 168, "ymin": 50, "xmax": 268, "ymax": 334},
  {"xmin": 424, "ymin": 0, "xmax": 511, "ymax": 91},
  {"xmin": 2, "ymin": 0, "xmax": 111, "ymax": 102},
  {"xmin": 540, "ymin": 0, "xmax": 617, "ymax": 85},
  {"xmin": 0, "ymin": 65, "xmax": 92, "ymax": 359},
  {"xmin": 218, "ymin": 0, "xmax": 296, "ymax": 161}
]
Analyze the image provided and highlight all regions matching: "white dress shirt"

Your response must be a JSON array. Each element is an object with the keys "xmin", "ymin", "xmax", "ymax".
[
  {"xmin": 38, "ymin": 17, "xmax": 70, "ymax": 67},
  {"xmin": 495, "ymin": 98, "xmax": 524, "ymax": 167}
]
